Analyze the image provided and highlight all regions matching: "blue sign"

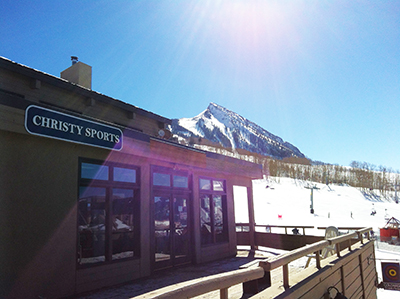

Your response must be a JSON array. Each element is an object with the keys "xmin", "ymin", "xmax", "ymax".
[{"xmin": 25, "ymin": 105, "xmax": 123, "ymax": 151}]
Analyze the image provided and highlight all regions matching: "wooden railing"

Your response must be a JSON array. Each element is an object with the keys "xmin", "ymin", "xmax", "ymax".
[
  {"xmin": 135, "ymin": 227, "xmax": 373, "ymax": 299},
  {"xmin": 259, "ymin": 227, "xmax": 372, "ymax": 289},
  {"xmin": 236, "ymin": 223, "xmax": 315, "ymax": 235}
]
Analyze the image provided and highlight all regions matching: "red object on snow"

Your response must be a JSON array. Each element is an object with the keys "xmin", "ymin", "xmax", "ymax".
[
  {"xmin": 380, "ymin": 217, "xmax": 400, "ymax": 242},
  {"xmin": 278, "ymin": 214, "xmax": 282, "ymax": 219}
]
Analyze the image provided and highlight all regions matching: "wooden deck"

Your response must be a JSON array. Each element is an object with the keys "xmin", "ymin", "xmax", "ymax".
[{"xmin": 132, "ymin": 227, "xmax": 377, "ymax": 299}]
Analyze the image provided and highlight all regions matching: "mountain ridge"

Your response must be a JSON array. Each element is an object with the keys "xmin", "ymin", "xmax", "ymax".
[{"xmin": 169, "ymin": 103, "xmax": 305, "ymax": 160}]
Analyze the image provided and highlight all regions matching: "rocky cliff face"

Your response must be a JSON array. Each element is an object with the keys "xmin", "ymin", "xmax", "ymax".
[{"xmin": 170, "ymin": 103, "xmax": 305, "ymax": 160}]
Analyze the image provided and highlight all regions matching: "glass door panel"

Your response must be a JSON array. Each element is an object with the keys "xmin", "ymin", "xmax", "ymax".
[
  {"xmin": 154, "ymin": 196, "xmax": 171, "ymax": 263},
  {"xmin": 200, "ymin": 195, "xmax": 212, "ymax": 245},
  {"xmin": 111, "ymin": 188, "xmax": 135, "ymax": 260},
  {"xmin": 173, "ymin": 197, "xmax": 189, "ymax": 259},
  {"xmin": 214, "ymin": 195, "xmax": 225, "ymax": 242},
  {"xmin": 78, "ymin": 186, "xmax": 106, "ymax": 265}
]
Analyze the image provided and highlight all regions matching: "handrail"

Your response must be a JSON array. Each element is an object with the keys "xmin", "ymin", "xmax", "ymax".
[
  {"xmin": 236, "ymin": 223, "xmax": 315, "ymax": 235},
  {"xmin": 317, "ymin": 226, "xmax": 364, "ymax": 230},
  {"xmin": 259, "ymin": 240, "xmax": 329, "ymax": 271},
  {"xmin": 256, "ymin": 224, "xmax": 315, "ymax": 229},
  {"xmin": 133, "ymin": 266, "xmax": 265, "ymax": 299},
  {"xmin": 137, "ymin": 227, "xmax": 372, "ymax": 298},
  {"xmin": 259, "ymin": 227, "xmax": 372, "ymax": 289}
]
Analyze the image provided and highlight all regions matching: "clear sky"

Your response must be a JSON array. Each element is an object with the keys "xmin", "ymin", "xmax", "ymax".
[{"xmin": 1, "ymin": 0, "xmax": 399, "ymax": 170}]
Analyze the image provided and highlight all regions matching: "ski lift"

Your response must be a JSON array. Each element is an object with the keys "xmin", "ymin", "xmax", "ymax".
[{"xmin": 384, "ymin": 209, "xmax": 390, "ymax": 221}]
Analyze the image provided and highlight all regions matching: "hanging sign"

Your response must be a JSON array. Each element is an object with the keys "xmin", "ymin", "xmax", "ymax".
[
  {"xmin": 382, "ymin": 262, "xmax": 400, "ymax": 283},
  {"xmin": 25, "ymin": 105, "xmax": 123, "ymax": 151}
]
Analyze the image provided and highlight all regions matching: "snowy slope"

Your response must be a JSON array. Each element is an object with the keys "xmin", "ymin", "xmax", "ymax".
[
  {"xmin": 250, "ymin": 177, "xmax": 400, "ymax": 232},
  {"xmin": 170, "ymin": 103, "xmax": 305, "ymax": 160},
  {"xmin": 241, "ymin": 177, "xmax": 400, "ymax": 299}
]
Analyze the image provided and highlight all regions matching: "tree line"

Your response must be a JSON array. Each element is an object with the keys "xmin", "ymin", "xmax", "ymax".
[
  {"xmin": 267, "ymin": 157, "xmax": 400, "ymax": 195},
  {"xmin": 185, "ymin": 138, "xmax": 400, "ymax": 195}
]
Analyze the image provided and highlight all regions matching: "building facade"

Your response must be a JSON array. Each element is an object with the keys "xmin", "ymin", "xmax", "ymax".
[{"xmin": 0, "ymin": 57, "xmax": 263, "ymax": 298}]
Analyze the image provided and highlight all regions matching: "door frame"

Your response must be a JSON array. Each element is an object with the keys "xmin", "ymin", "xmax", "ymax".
[{"xmin": 150, "ymin": 166, "xmax": 193, "ymax": 271}]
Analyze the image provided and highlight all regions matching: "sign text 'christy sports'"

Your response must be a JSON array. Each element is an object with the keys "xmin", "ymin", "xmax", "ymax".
[{"xmin": 25, "ymin": 105, "xmax": 123, "ymax": 150}]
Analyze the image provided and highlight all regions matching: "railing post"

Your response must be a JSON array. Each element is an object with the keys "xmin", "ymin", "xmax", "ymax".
[
  {"xmin": 336, "ymin": 243, "xmax": 341, "ymax": 258},
  {"xmin": 283, "ymin": 264, "xmax": 289, "ymax": 289},
  {"xmin": 220, "ymin": 288, "xmax": 228, "ymax": 299},
  {"xmin": 315, "ymin": 251, "xmax": 321, "ymax": 269},
  {"xmin": 247, "ymin": 186, "xmax": 256, "ymax": 250},
  {"xmin": 357, "ymin": 231, "xmax": 364, "ymax": 244}
]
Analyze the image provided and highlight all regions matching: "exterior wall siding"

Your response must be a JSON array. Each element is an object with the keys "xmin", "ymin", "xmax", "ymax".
[{"xmin": 0, "ymin": 58, "xmax": 263, "ymax": 298}]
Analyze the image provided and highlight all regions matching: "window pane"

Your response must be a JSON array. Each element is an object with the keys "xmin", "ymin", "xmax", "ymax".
[
  {"xmin": 81, "ymin": 163, "xmax": 109, "ymax": 180},
  {"xmin": 173, "ymin": 175, "xmax": 188, "ymax": 188},
  {"xmin": 214, "ymin": 195, "xmax": 227, "ymax": 243},
  {"xmin": 154, "ymin": 196, "xmax": 171, "ymax": 262},
  {"xmin": 112, "ymin": 189, "xmax": 135, "ymax": 260},
  {"xmin": 213, "ymin": 180, "xmax": 224, "ymax": 191},
  {"xmin": 200, "ymin": 195, "xmax": 212, "ymax": 245},
  {"xmin": 200, "ymin": 178, "xmax": 211, "ymax": 190},
  {"xmin": 174, "ymin": 197, "xmax": 189, "ymax": 258},
  {"xmin": 78, "ymin": 187, "xmax": 106, "ymax": 264},
  {"xmin": 114, "ymin": 167, "xmax": 136, "ymax": 183},
  {"xmin": 153, "ymin": 172, "xmax": 171, "ymax": 187}
]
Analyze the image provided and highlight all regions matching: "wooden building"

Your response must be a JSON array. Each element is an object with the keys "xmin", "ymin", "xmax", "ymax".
[{"xmin": 0, "ymin": 57, "xmax": 263, "ymax": 298}]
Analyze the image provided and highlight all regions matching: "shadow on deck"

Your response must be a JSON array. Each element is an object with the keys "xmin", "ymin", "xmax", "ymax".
[{"xmin": 71, "ymin": 248, "xmax": 277, "ymax": 299}]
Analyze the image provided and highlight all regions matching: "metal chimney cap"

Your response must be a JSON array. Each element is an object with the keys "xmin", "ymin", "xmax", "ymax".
[{"xmin": 71, "ymin": 56, "xmax": 78, "ymax": 65}]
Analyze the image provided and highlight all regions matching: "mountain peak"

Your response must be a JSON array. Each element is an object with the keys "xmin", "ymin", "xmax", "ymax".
[{"xmin": 170, "ymin": 103, "xmax": 305, "ymax": 160}]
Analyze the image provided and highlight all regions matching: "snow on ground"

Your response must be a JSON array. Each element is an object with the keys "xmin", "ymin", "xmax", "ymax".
[
  {"xmin": 244, "ymin": 177, "xmax": 400, "ymax": 299},
  {"xmin": 251, "ymin": 177, "xmax": 399, "ymax": 234}
]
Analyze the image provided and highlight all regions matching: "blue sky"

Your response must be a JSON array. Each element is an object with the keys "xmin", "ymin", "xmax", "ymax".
[{"xmin": 1, "ymin": 0, "xmax": 399, "ymax": 170}]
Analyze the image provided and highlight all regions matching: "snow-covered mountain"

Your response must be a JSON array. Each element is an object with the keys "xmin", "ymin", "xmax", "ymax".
[{"xmin": 170, "ymin": 103, "xmax": 305, "ymax": 160}]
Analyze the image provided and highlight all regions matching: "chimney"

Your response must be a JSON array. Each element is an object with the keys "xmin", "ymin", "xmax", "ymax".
[
  {"xmin": 60, "ymin": 56, "xmax": 92, "ymax": 89},
  {"xmin": 71, "ymin": 56, "xmax": 78, "ymax": 65}
]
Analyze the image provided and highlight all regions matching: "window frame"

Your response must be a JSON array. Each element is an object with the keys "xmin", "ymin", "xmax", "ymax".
[
  {"xmin": 151, "ymin": 166, "xmax": 193, "ymax": 268},
  {"xmin": 77, "ymin": 158, "xmax": 140, "ymax": 268},
  {"xmin": 151, "ymin": 166, "xmax": 191, "ymax": 191},
  {"xmin": 199, "ymin": 176, "xmax": 228, "ymax": 246}
]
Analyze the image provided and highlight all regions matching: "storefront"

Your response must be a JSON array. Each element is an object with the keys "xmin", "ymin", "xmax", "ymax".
[{"xmin": 0, "ymin": 57, "xmax": 263, "ymax": 298}]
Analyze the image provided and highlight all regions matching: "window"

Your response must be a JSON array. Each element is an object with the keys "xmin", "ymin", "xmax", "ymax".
[
  {"xmin": 152, "ymin": 168, "xmax": 190, "ymax": 189},
  {"xmin": 77, "ymin": 159, "xmax": 140, "ymax": 266},
  {"xmin": 152, "ymin": 166, "xmax": 192, "ymax": 268},
  {"xmin": 153, "ymin": 172, "xmax": 171, "ymax": 187},
  {"xmin": 199, "ymin": 177, "xmax": 228, "ymax": 245}
]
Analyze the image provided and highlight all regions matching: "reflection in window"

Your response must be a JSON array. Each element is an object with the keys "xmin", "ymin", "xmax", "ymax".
[
  {"xmin": 200, "ymin": 178, "xmax": 211, "ymax": 190},
  {"xmin": 154, "ymin": 196, "xmax": 171, "ymax": 262},
  {"xmin": 214, "ymin": 195, "xmax": 225, "ymax": 242},
  {"xmin": 81, "ymin": 163, "xmax": 109, "ymax": 180},
  {"xmin": 112, "ymin": 189, "xmax": 135, "ymax": 260},
  {"xmin": 200, "ymin": 195, "xmax": 212, "ymax": 245},
  {"xmin": 174, "ymin": 197, "xmax": 189, "ymax": 258},
  {"xmin": 153, "ymin": 172, "xmax": 171, "ymax": 187},
  {"xmin": 213, "ymin": 180, "xmax": 224, "ymax": 191},
  {"xmin": 173, "ymin": 175, "xmax": 188, "ymax": 188},
  {"xmin": 199, "ymin": 178, "xmax": 227, "ymax": 245},
  {"xmin": 78, "ymin": 160, "xmax": 139, "ymax": 266},
  {"xmin": 78, "ymin": 187, "xmax": 107, "ymax": 264},
  {"xmin": 114, "ymin": 167, "xmax": 136, "ymax": 183}
]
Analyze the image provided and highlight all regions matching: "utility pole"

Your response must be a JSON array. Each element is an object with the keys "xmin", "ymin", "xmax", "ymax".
[{"xmin": 305, "ymin": 185, "xmax": 320, "ymax": 214}]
